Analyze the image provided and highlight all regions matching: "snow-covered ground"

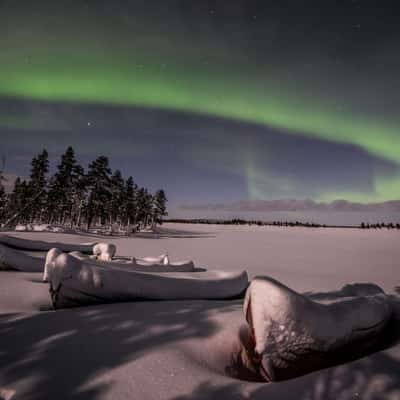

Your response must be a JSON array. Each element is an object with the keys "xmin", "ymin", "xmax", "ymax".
[{"xmin": 0, "ymin": 224, "xmax": 399, "ymax": 400}]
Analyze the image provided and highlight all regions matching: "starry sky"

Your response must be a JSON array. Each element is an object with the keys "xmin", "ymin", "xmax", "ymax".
[{"xmin": 1, "ymin": 0, "xmax": 400, "ymax": 216}]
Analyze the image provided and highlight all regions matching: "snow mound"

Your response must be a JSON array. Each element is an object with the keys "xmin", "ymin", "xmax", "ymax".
[
  {"xmin": 14, "ymin": 224, "xmax": 74, "ymax": 233},
  {"xmin": 243, "ymin": 276, "xmax": 393, "ymax": 381},
  {"xmin": 93, "ymin": 242, "xmax": 117, "ymax": 261},
  {"xmin": 47, "ymin": 252, "xmax": 248, "ymax": 308},
  {"xmin": 0, "ymin": 234, "xmax": 96, "ymax": 253}
]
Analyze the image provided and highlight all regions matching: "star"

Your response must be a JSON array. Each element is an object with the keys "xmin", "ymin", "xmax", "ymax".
[{"xmin": 87, "ymin": 122, "xmax": 91, "ymax": 126}]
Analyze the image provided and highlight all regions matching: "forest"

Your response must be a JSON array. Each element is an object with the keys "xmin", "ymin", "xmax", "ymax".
[{"xmin": 0, "ymin": 147, "xmax": 167, "ymax": 233}]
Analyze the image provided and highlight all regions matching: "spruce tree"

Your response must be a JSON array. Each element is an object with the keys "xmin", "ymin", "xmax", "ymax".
[
  {"xmin": 109, "ymin": 169, "xmax": 125, "ymax": 228},
  {"xmin": 152, "ymin": 189, "xmax": 168, "ymax": 227},
  {"xmin": 124, "ymin": 176, "xmax": 137, "ymax": 230},
  {"xmin": 0, "ymin": 183, "xmax": 5, "ymax": 224},
  {"xmin": 4, "ymin": 178, "xmax": 30, "ymax": 226},
  {"xmin": 135, "ymin": 187, "xmax": 147, "ymax": 229},
  {"xmin": 7, "ymin": 177, "xmax": 22, "ymax": 218},
  {"xmin": 70, "ymin": 163, "xmax": 86, "ymax": 228},
  {"xmin": 85, "ymin": 156, "xmax": 112, "ymax": 229},
  {"xmin": 0, "ymin": 161, "xmax": 6, "ymax": 223},
  {"xmin": 47, "ymin": 146, "xmax": 84, "ymax": 225},
  {"xmin": 28, "ymin": 149, "xmax": 49, "ymax": 223},
  {"xmin": 135, "ymin": 188, "xmax": 154, "ymax": 229}
]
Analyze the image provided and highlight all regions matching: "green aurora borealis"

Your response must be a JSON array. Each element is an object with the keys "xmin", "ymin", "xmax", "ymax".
[{"xmin": 1, "ymin": 1, "xmax": 400, "ymax": 203}]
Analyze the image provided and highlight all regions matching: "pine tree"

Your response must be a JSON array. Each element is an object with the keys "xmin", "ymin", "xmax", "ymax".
[
  {"xmin": 135, "ymin": 187, "xmax": 153, "ymax": 229},
  {"xmin": 46, "ymin": 146, "xmax": 84, "ymax": 226},
  {"xmin": 152, "ymin": 189, "xmax": 168, "ymax": 227},
  {"xmin": 85, "ymin": 156, "xmax": 112, "ymax": 229},
  {"xmin": 70, "ymin": 163, "xmax": 86, "ymax": 228},
  {"xmin": 4, "ymin": 178, "xmax": 30, "ymax": 226},
  {"xmin": 7, "ymin": 177, "xmax": 22, "ymax": 218},
  {"xmin": 0, "ymin": 160, "xmax": 4, "ymax": 189},
  {"xmin": 124, "ymin": 176, "xmax": 137, "ymax": 230},
  {"xmin": 28, "ymin": 149, "xmax": 49, "ymax": 223},
  {"xmin": 109, "ymin": 169, "xmax": 125, "ymax": 228},
  {"xmin": 0, "ymin": 183, "xmax": 5, "ymax": 224},
  {"xmin": 145, "ymin": 191, "xmax": 154, "ymax": 228},
  {"xmin": 0, "ymin": 160, "xmax": 6, "ymax": 223}
]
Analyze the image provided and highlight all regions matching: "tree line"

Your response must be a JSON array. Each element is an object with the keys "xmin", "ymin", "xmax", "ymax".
[
  {"xmin": 166, "ymin": 218, "xmax": 329, "ymax": 227},
  {"xmin": 360, "ymin": 222, "xmax": 400, "ymax": 229},
  {"xmin": 0, "ymin": 147, "xmax": 167, "ymax": 232},
  {"xmin": 166, "ymin": 218, "xmax": 400, "ymax": 229}
]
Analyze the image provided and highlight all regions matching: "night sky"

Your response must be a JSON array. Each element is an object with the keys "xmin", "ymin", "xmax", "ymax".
[{"xmin": 1, "ymin": 1, "xmax": 400, "ymax": 215}]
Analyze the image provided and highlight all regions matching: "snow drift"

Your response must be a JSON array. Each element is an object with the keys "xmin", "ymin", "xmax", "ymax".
[
  {"xmin": 242, "ymin": 277, "xmax": 394, "ymax": 381},
  {"xmin": 0, "ymin": 234, "xmax": 96, "ymax": 253},
  {"xmin": 47, "ymin": 252, "xmax": 249, "ymax": 308}
]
